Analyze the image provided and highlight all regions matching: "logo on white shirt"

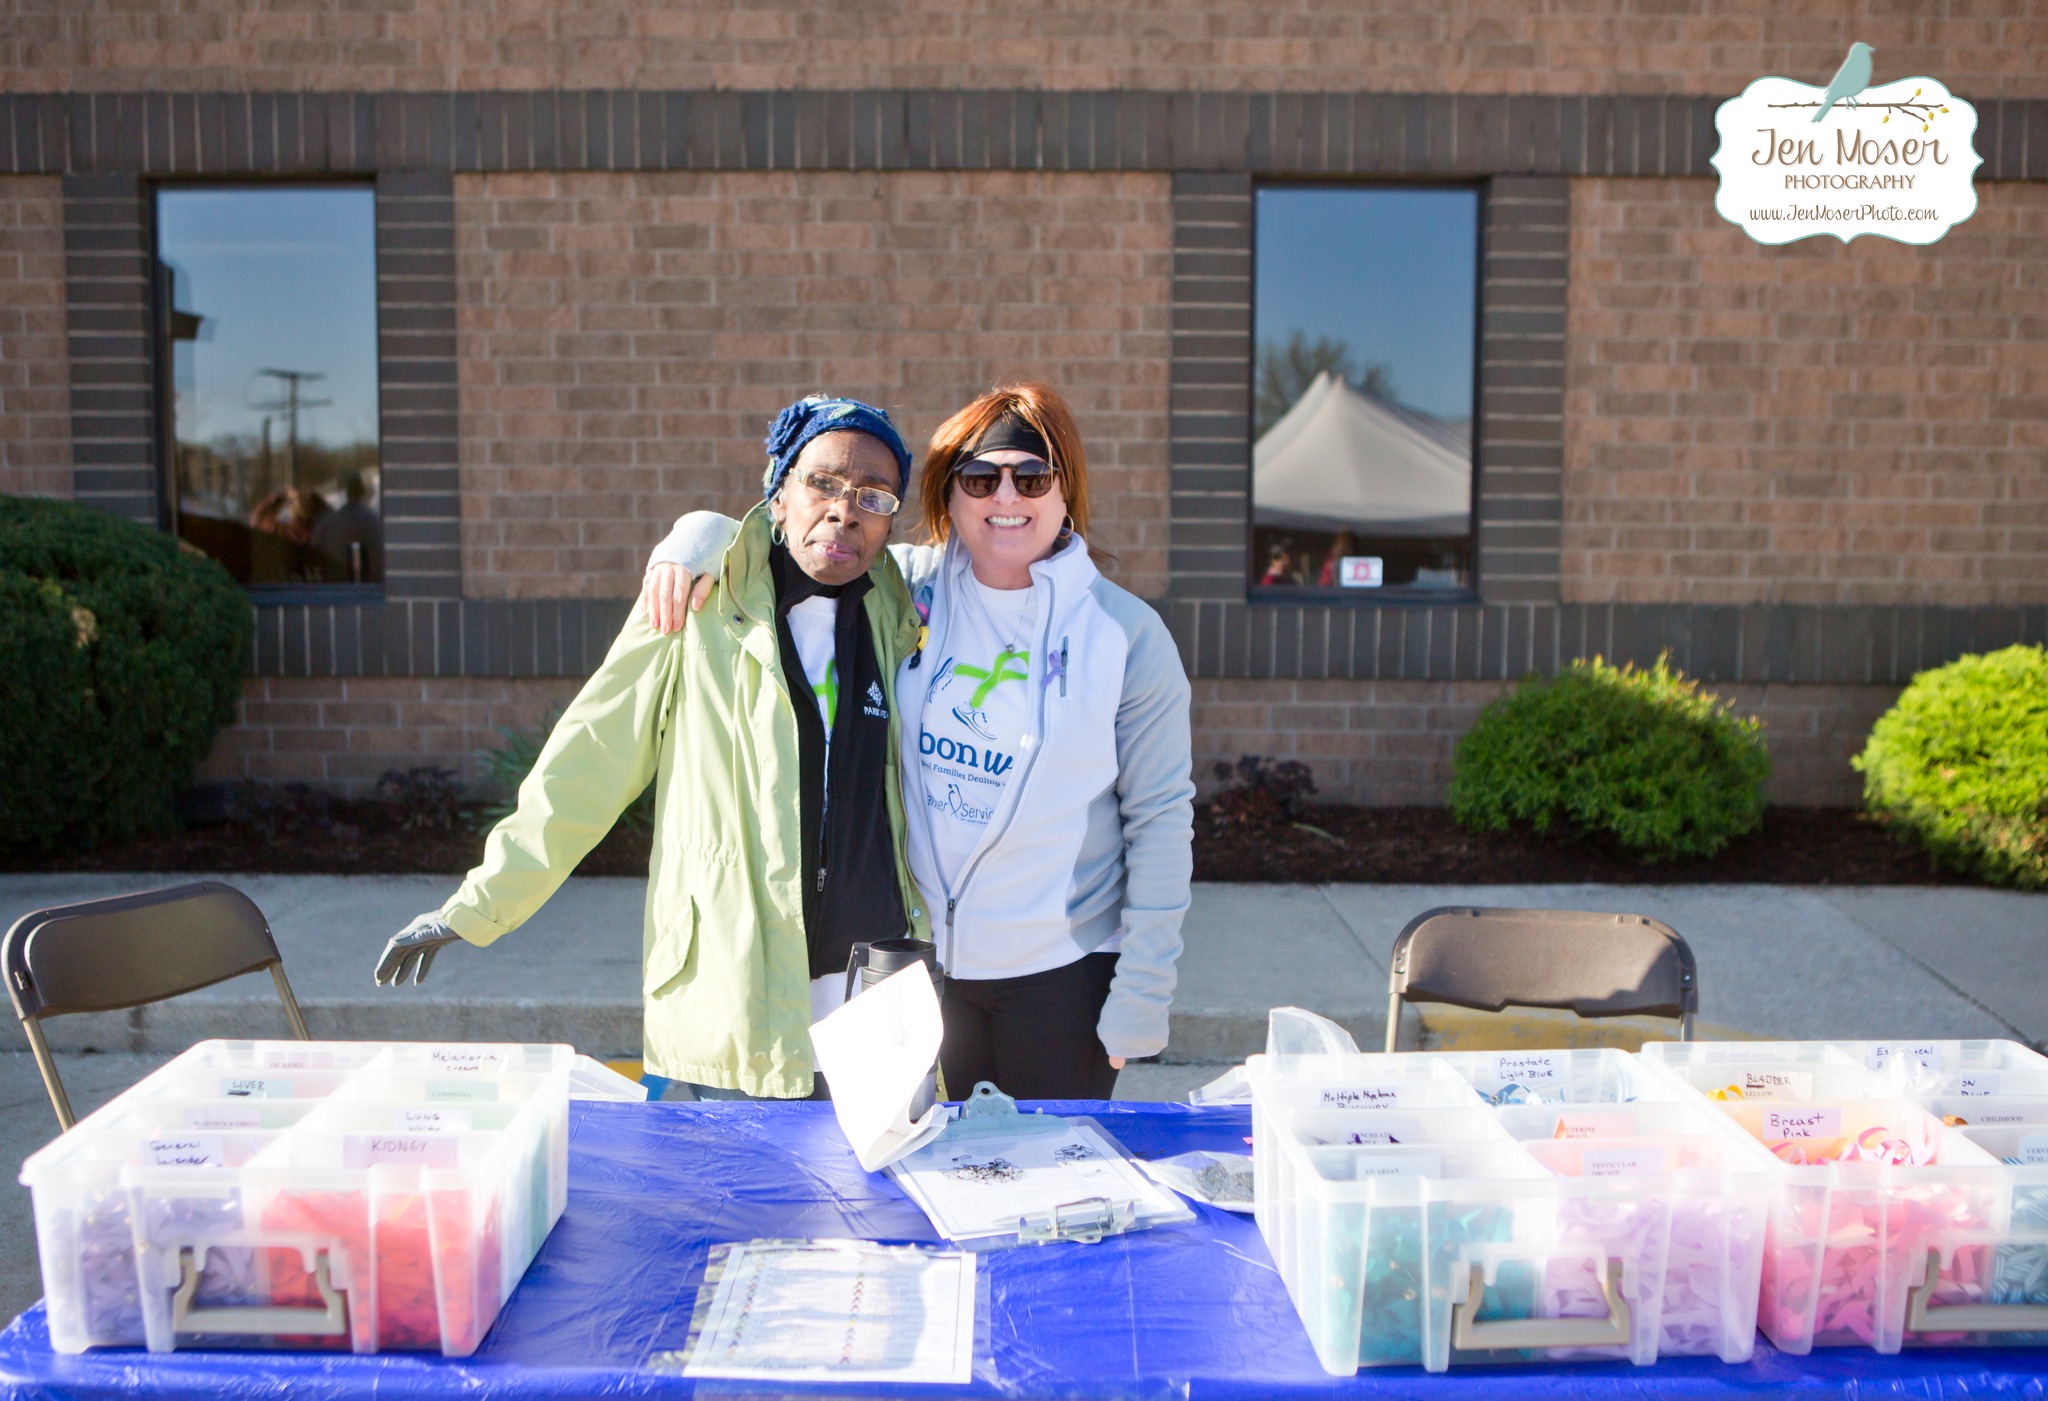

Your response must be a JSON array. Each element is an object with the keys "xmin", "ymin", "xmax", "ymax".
[{"xmin": 952, "ymin": 705, "xmax": 997, "ymax": 741}]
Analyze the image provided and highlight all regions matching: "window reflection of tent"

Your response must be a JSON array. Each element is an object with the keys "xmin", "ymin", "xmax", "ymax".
[{"xmin": 1252, "ymin": 370, "xmax": 1471, "ymax": 537}]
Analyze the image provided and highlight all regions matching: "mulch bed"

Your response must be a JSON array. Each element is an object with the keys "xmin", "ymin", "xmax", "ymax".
[{"xmin": 2, "ymin": 801, "xmax": 1970, "ymax": 886}]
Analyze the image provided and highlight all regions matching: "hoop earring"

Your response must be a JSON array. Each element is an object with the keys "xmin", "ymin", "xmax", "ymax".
[{"xmin": 770, "ymin": 521, "xmax": 786, "ymax": 546}]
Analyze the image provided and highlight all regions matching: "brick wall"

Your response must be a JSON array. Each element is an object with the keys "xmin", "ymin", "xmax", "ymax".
[
  {"xmin": 197, "ymin": 676, "xmax": 584, "ymax": 790},
  {"xmin": 456, "ymin": 169, "xmax": 1170, "ymax": 600},
  {"xmin": 0, "ymin": 175, "xmax": 69, "ymax": 499},
  {"xmin": 9, "ymin": 3, "xmax": 2046, "ymax": 98},
  {"xmin": 1563, "ymin": 177, "xmax": 2048, "ymax": 606},
  {"xmin": 1192, "ymin": 677, "xmax": 1899, "ymax": 807}
]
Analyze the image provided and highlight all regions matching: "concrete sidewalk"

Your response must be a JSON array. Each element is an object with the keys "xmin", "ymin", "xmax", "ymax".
[{"xmin": 1, "ymin": 873, "xmax": 2040, "ymax": 1060}]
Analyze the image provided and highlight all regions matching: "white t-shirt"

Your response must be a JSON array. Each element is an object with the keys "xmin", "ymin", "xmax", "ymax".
[
  {"xmin": 786, "ymin": 595, "xmax": 844, "ymax": 1018},
  {"xmin": 917, "ymin": 576, "xmax": 1037, "ymax": 890}
]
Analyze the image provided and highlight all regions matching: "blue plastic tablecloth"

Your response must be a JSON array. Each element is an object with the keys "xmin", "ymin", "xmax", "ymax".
[{"xmin": 3, "ymin": 1098, "xmax": 2046, "ymax": 1399}]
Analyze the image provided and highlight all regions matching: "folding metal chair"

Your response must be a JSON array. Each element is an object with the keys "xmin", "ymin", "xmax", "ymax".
[
  {"xmin": 1384, "ymin": 906, "xmax": 1698, "ymax": 1052},
  {"xmin": 4, "ymin": 881, "xmax": 311, "ymax": 1129}
]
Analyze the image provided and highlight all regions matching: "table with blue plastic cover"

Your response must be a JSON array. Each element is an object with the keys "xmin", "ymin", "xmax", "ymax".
[{"xmin": 3, "ymin": 1099, "xmax": 2045, "ymax": 1400}]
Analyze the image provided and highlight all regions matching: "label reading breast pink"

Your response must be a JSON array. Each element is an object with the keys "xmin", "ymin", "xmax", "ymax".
[
  {"xmin": 1763, "ymin": 1106, "xmax": 1842, "ymax": 1141},
  {"xmin": 1555, "ymin": 1111, "xmax": 1639, "ymax": 1140},
  {"xmin": 342, "ymin": 1134, "xmax": 460, "ymax": 1169}
]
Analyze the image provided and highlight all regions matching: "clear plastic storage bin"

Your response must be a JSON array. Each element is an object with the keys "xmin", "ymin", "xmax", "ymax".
[{"xmin": 20, "ymin": 1039, "xmax": 573, "ymax": 1357}]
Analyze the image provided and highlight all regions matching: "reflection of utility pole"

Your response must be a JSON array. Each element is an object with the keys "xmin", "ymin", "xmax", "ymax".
[{"xmin": 251, "ymin": 368, "xmax": 329, "ymax": 490}]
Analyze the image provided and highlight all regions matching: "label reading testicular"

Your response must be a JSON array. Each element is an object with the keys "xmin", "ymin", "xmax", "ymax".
[
  {"xmin": 1763, "ymin": 1106, "xmax": 1842, "ymax": 1141},
  {"xmin": 428, "ymin": 1047, "xmax": 504, "ymax": 1075},
  {"xmin": 1494, "ymin": 1052, "xmax": 1565, "ymax": 1090},
  {"xmin": 1741, "ymin": 1070, "xmax": 1813, "ymax": 1101},
  {"xmin": 1319, "ymin": 1086, "xmax": 1403, "ymax": 1110},
  {"xmin": 1582, "ymin": 1147, "xmax": 1667, "ymax": 1178},
  {"xmin": 342, "ymin": 1134, "xmax": 461, "ymax": 1169},
  {"xmin": 148, "ymin": 1136, "xmax": 225, "ymax": 1168},
  {"xmin": 185, "ymin": 1105, "xmax": 262, "ymax": 1130},
  {"xmin": 219, "ymin": 1076, "xmax": 292, "ymax": 1099},
  {"xmin": 395, "ymin": 1106, "xmax": 472, "ymax": 1134}
]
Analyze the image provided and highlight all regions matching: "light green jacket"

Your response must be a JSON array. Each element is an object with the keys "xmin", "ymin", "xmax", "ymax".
[{"xmin": 439, "ymin": 507, "xmax": 931, "ymax": 1096}]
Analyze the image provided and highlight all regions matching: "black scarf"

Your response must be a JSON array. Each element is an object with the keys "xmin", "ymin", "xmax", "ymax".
[{"xmin": 768, "ymin": 543, "xmax": 908, "ymax": 980}]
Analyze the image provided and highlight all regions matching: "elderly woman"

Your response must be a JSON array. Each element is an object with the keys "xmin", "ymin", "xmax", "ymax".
[
  {"xmin": 373, "ymin": 396, "xmax": 930, "ymax": 1101},
  {"xmin": 641, "ymin": 383, "xmax": 1195, "ymax": 1100}
]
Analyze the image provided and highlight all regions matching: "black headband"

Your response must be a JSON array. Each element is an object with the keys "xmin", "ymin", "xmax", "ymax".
[{"xmin": 966, "ymin": 410, "xmax": 1050, "ymax": 463}]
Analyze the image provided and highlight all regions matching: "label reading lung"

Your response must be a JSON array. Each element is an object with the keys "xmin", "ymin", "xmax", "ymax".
[
  {"xmin": 148, "ymin": 1136, "xmax": 225, "ymax": 1168},
  {"xmin": 429, "ymin": 1047, "xmax": 504, "ymax": 1075},
  {"xmin": 1554, "ymin": 1111, "xmax": 1640, "ymax": 1140},
  {"xmin": 185, "ymin": 1105, "xmax": 262, "ymax": 1130},
  {"xmin": 395, "ymin": 1106, "xmax": 472, "ymax": 1134},
  {"xmin": 1493, "ymin": 1052, "xmax": 1566, "ymax": 1091},
  {"xmin": 1957, "ymin": 1072, "xmax": 2000, "ymax": 1097},
  {"xmin": 1583, "ymin": 1147, "xmax": 1667, "ymax": 1178},
  {"xmin": 1763, "ymin": 1106, "xmax": 1842, "ymax": 1141},
  {"xmin": 1741, "ymin": 1070, "xmax": 1813, "ymax": 1101},
  {"xmin": 2018, "ymin": 1135, "xmax": 2048, "ymax": 1167},
  {"xmin": 342, "ymin": 1134, "xmax": 461, "ymax": 1169},
  {"xmin": 1319, "ymin": 1086, "xmax": 1403, "ymax": 1110},
  {"xmin": 219, "ymin": 1076, "xmax": 292, "ymax": 1099},
  {"xmin": 1869, "ymin": 1042, "xmax": 1944, "ymax": 1073}
]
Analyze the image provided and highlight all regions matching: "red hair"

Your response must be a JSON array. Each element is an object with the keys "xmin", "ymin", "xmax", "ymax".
[{"xmin": 916, "ymin": 383, "xmax": 1090, "ymax": 546}]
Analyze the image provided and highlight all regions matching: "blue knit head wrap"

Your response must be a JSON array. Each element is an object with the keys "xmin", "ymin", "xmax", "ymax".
[{"xmin": 760, "ymin": 395, "xmax": 913, "ymax": 501}]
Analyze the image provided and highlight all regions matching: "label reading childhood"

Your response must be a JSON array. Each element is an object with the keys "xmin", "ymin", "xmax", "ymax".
[
  {"xmin": 1583, "ymin": 1147, "xmax": 1668, "ymax": 1178},
  {"xmin": 1764, "ymin": 1106, "xmax": 1842, "ymax": 1141},
  {"xmin": 1555, "ymin": 1110, "xmax": 1640, "ymax": 1140},
  {"xmin": 429, "ymin": 1047, "xmax": 503, "ymax": 1075},
  {"xmin": 1319, "ymin": 1086, "xmax": 1403, "ymax": 1110},
  {"xmin": 1494, "ymin": 1052, "xmax": 1566, "ymax": 1091},
  {"xmin": 1958, "ymin": 1072, "xmax": 2000, "ymax": 1097},
  {"xmin": 220, "ymin": 1076, "xmax": 292, "ymax": 1099},
  {"xmin": 342, "ymin": 1134, "xmax": 461, "ymax": 1169},
  {"xmin": 1742, "ymin": 1070, "xmax": 1813, "ymax": 1101},
  {"xmin": 424, "ymin": 1080, "xmax": 500, "ymax": 1103},
  {"xmin": 1869, "ymin": 1042, "xmax": 1944, "ymax": 1073},
  {"xmin": 149, "ymin": 1136, "xmax": 225, "ymax": 1168},
  {"xmin": 185, "ymin": 1104, "xmax": 262, "ymax": 1130},
  {"xmin": 395, "ymin": 1106, "xmax": 472, "ymax": 1133},
  {"xmin": 2019, "ymin": 1135, "xmax": 2048, "ymax": 1167}
]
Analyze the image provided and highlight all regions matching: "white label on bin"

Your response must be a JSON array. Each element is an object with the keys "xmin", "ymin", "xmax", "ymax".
[
  {"xmin": 396, "ymin": 1106, "xmax": 472, "ymax": 1133},
  {"xmin": 1957, "ymin": 1072, "xmax": 2000, "ymax": 1097},
  {"xmin": 185, "ymin": 1105, "xmax": 262, "ymax": 1130},
  {"xmin": 429, "ymin": 1047, "xmax": 504, "ymax": 1075},
  {"xmin": 1971, "ymin": 1111, "xmax": 2026, "ymax": 1124},
  {"xmin": 1583, "ymin": 1147, "xmax": 1667, "ymax": 1178},
  {"xmin": 1494, "ymin": 1052, "xmax": 1565, "ymax": 1091},
  {"xmin": 1555, "ymin": 1111, "xmax": 1639, "ymax": 1140},
  {"xmin": 1319, "ymin": 1085, "xmax": 1404, "ymax": 1110},
  {"xmin": 219, "ymin": 1076, "xmax": 292, "ymax": 1099},
  {"xmin": 1355, "ymin": 1152, "xmax": 1441, "ymax": 1179},
  {"xmin": 2018, "ymin": 1135, "xmax": 2048, "ymax": 1166},
  {"xmin": 1763, "ymin": 1106, "xmax": 1841, "ymax": 1141},
  {"xmin": 424, "ymin": 1080, "xmax": 500, "ymax": 1102},
  {"xmin": 149, "ymin": 1136, "xmax": 225, "ymax": 1168},
  {"xmin": 260, "ymin": 1048, "xmax": 317, "ymax": 1070},
  {"xmin": 1741, "ymin": 1070, "xmax": 1812, "ymax": 1101},
  {"xmin": 1869, "ymin": 1042, "xmax": 1943, "ymax": 1073},
  {"xmin": 343, "ymin": 1134, "xmax": 460, "ymax": 1169}
]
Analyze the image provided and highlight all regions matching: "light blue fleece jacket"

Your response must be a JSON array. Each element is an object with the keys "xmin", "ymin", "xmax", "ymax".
[{"xmin": 649, "ymin": 517, "xmax": 1195, "ymax": 1060}]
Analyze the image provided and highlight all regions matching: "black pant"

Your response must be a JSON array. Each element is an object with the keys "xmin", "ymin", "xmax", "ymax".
[{"xmin": 939, "ymin": 952, "xmax": 1121, "ymax": 1102}]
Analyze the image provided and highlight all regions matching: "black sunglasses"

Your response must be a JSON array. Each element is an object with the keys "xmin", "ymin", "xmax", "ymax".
[{"xmin": 951, "ymin": 455, "xmax": 1059, "ymax": 499}]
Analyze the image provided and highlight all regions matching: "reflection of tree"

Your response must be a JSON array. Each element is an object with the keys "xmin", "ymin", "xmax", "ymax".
[{"xmin": 1255, "ymin": 332, "xmax": 1395, "ymax": 437}]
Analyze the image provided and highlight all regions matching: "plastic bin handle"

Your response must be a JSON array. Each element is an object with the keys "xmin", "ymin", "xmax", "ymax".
[
  {"xmin": 1450, "ymin": 1258, "xmax": 1632, "ymax": 1352},
  {"xmin": 172, "ymin": 1246, "xmax": 350, "ymax": 1338},
  {"xmin": 1906, "ymin": 1251, "xmax": 2048, "ymax": 1334}
]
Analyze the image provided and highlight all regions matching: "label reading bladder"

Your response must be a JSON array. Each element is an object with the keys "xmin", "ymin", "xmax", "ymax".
[
  {"xmin": 1741, "ymin": 1070, "xmax": 1813, "ymax": 1100},
  {"xmin": 1583, "ymin": 1146, "xmax": 1667, "ymax": 1178},
  {"xmin": 1764, "ymin": 1106, "xmax": 1842, "ymax": 1140},
  {"xmin": 148, "ymin": 1136, "xmax": 225, "ymax": 1168},
  {"xmin": 343, "ymin": 1134, "xmax": 461, "ymax": 1169}
]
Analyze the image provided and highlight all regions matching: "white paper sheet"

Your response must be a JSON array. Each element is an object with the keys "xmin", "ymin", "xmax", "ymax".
[
  {"xmin": 889, "ymin": 1118, "xmax": 1186, "ymax": 1241},
  {"xmin": 679, "ymin": 1240, "xmax": 976, "ymax": 1384},
  {"xmin": 808, "ymin": 962, "xmax": 950, "ymax": 1171}
]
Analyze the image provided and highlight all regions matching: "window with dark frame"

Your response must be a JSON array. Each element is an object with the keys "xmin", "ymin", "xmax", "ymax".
[
  {"xmin": 1250, "ymin": 184, "xmax": 1480, "ymax": 599},
  {"xmin": 155, "ymin": 184, "xmax": 384, "ymax": 592}
]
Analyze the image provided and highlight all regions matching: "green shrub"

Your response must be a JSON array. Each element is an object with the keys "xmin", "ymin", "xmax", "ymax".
[
  {"xmin": 1450, "ymin": 655, "xmax": 1771, "ymax": 860},
  {"xmin": 0, "ymin": 496, "xmax": 251, "ymax": 852},
  {"xmin": 1853, "ymin": 645, "xmax": 2048, "ymax": 890}
]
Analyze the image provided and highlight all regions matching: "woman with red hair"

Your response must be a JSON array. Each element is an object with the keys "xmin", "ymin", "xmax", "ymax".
[{"xmin": 640, "ymin": 383, "xmax": 1194, "ymax": 1100}]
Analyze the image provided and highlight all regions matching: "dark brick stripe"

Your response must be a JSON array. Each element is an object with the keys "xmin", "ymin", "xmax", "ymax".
[
  {"xmin": 249, "ymin": 597, "xmax": 631, "ymax": 679},
  {"xmin": 374, "ymin": 169, "xmax": 461, "ymax": 600},
  {"xmin": 1163, "ymin": 600, "xmax": 2048, "ymax": 686},
  {"xmin": 10, "ymin": 92, "xmax": 2044, "ymax": 180},
  {"xmin": 1478, "ymin": 176, "xmax": 1568, "ymax": 604},
  {"xmin": 61, "ymin": 173, "xmax": 157, "ymax": 526}
]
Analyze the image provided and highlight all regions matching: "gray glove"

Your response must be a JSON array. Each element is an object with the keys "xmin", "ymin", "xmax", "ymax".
[{"xmin": 375, "ymin": 913, "xmax": 462, "ymax": 987}]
